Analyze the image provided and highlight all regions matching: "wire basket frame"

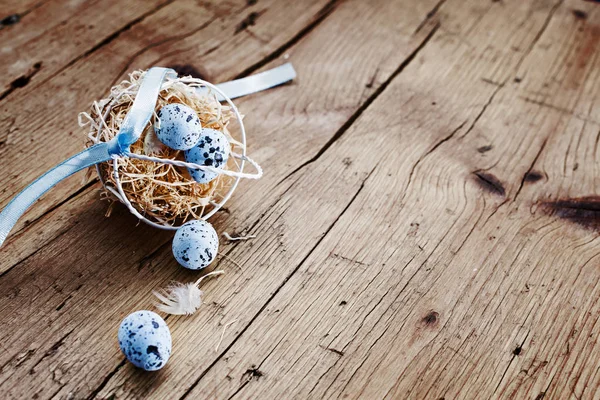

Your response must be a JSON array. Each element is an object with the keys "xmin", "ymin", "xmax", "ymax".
[{"xmin": 84, "ymin": 72, "xmax": 261, "ymax": 231}]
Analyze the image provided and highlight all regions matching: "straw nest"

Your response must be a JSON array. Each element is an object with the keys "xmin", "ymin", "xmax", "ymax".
[{"xmin": 79, "ymin": 70, "xmax": 243, "ymax": 226}]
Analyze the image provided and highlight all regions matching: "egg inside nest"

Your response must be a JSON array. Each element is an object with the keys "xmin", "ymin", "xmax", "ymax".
[{"xmin": 81, "ymin": 71, "xmax": 241, "ymax": 226}]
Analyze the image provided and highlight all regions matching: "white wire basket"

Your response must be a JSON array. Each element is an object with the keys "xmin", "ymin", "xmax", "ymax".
[{"xmin": 80, "ymin": 70, "xmax": 262, "ymax": 231}]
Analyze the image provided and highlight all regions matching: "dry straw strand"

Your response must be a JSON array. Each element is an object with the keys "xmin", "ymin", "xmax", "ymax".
[
  {"xmin": 223, "ymin": 232, "xmax": 256, "ymax": 242},
  {"xmin": 80, "ymin": 70, "xmax": 241, "ymax": 226},
  {"xmin": 215, "ymin": 319, "xmax": 238, "ymax": 353}
]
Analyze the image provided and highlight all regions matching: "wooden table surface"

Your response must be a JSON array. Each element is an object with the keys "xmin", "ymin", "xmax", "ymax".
[{"xmin": 1, "ymin": 0, "xmax": 599, "ymax": 398}]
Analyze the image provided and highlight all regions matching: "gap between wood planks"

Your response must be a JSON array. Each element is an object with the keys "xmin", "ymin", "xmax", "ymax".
[{"xmin": 276, "ymin": 22, "xmax": 440, "ymax": 187}]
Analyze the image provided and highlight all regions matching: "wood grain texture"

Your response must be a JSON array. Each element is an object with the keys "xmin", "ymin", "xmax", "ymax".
[
  {"xmin": 0, "ymin": 0, "xmax": 171, "ymax": 97},
  {"xmin": 1, "ymin": 0, "xmax": 600, "ymax": 399}
]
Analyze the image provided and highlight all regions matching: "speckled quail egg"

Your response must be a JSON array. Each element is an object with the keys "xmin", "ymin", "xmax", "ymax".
[
  {"xmin": 118, "ymin": 310, "xmax": 171, "ymax": 371},
  {"xmin": 172, "ymin": 220, "xmax": 219, "ymax": 270},
  {"xmin": 184, "ymin": 128, "xmax": 230, "ymax": 184},
  {"xmin": 155, "ymin": 103, "xmax": 202, "ymax": 150}
]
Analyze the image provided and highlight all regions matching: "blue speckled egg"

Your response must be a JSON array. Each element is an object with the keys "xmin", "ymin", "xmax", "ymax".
[
  {"xmin": 118, "ymin": 310, "xmax": 171, "ymax": 371},
  {"xmin": 172, "ymin": 220, "xmax": 218, "ymax": 270},
  {"xmin": 184, "ymin": 128, "xmax": 230, "ymax": 184},
  {"xmin": 155, "ymin": 103, "xmax": 202, "ymax": 150}
]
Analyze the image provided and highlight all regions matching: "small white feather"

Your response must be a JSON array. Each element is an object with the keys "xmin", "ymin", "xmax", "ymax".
[{"xmin": 153, "ymin": 270, "xmax": 224, "ymax": 315}]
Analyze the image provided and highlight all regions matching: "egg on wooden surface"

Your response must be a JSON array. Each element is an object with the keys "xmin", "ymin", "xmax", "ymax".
[
  {"xmin": 184, "ymin": 128, "xmax": 230, "ymax": 184},
  {"xmin": 172, "ymin": 220, "xmax": 219, "ymax": 270},
  {"xmin": 155, "ymin": 103, "xmax": 202, "ymax": 150},
  {"xmin": 118, "ymin": 310, "xmax": 171, "ymax": 371}
]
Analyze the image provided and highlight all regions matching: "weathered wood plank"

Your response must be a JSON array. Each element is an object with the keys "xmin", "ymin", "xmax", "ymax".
[{"xmin": 0, "ymin": 0, "xmax": 444, "ymax": 398}]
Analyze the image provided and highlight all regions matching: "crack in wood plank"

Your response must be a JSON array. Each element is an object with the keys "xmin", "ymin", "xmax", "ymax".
[
  {"xmin": 234, "ymin": 10, "xmax": 266, "ymax": 35},
  {"xmin": 109, "ymin": 16, "xmax": 216, "ymax": 87},
  {"xmin": 493, "ymin": 330, "xmax": 531, "ymax": 396},
  {"xmin": 401, "ymin": 119, "xmax": 467, "ymax": 204},
  {"xmin": 414, "ymin": 0, "xmax": 446, "ymax": 34},
  {"xmin": 29, "ymin": 329, "xmax": 74, "ymax": 375},
  {"xmin": 458, "ymin": 83, "xmax": 503, "ymax": 140},
  {"xmin": 232, "ymin": 0, "xmax": 341, "ymax": 80},
  {"xmin": 513, "ymin": 0, "xmax": 564, "ymax": 76},
  {"xmin": 514, "ymin": 137, "xmax": 548, "ymax": 201},
  {"xmin": 0, "ymin": 61, "xmax": 41, "ymax": 101},
  {"xmin": 86, "ymin": 359, "xmax": 127, "ymax": 400},
  {"xmin": 277, "ymin": 22, "xmax": 441, "ymax": 187}
]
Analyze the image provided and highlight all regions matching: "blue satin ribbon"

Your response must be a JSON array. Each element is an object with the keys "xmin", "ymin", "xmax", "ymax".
[
  {"xmin": 117, "ymin": 67, "xmax": 176, "ymax": 152},
  {"xmin": 197, "ymin": 63, "xmax": 296, "ymax": 100},
  {"xmin": 0, "ymin": 63, "xmax": 296, "ymax": 248},
  {"xmin": 0, "ymin": 142, "xmax": 114, "ymax": 247}
]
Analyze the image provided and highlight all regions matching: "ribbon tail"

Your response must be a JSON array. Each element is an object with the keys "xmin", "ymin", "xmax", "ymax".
[
  {"xmin": 198, "ymin": 63, "xmax": 297, "ymax": 100},
  {"xmin": 0, "ymin": 142, "xmax": 114, "ymax": 247}
]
